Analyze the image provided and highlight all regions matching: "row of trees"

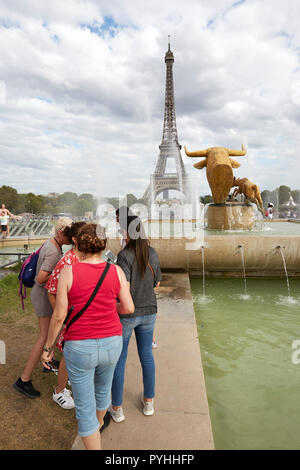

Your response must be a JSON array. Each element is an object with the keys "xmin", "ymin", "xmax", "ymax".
[
  {"xmin": 0, "ymin": 186, "xmax": 98, "ymax": 216},
  {"xmin": 200, "ymin": 186, "xmax": 300, "ymax": 208},
  {"xmin": 1, "ymin": 184, "xmax": 299, "ymax": 217},
  {"xmin": 101, "ymin": 194, "xmax": 145, "ymax": 209},
  {"xmin": 0, "ymin": 186, "xmax": 146, "ymax": 216}
]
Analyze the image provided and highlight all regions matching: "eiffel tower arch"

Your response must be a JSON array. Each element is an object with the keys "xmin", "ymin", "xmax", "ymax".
[{"xmin": 144, "ymin": 38, "xmax": 190, "ymax": 209}]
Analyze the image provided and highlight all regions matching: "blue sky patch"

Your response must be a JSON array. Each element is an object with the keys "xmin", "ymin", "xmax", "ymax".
[
  {"xmin": 35, "ymin": 96, "xmax": 52, "ymax": 103},
  {"xmin": 81, "ymin": 16, "xmax": 126, "ymax": 38},
  {"xmin": 0, "ymin": 17, "xmax": 20, "ymax": 29},
  {"xmin": 44, "ymin": 129, "xmax": 59, "ymax": 135},
  {"xmin": 64, "ymin": 140, "xmax": 80, "ymax": 149}
]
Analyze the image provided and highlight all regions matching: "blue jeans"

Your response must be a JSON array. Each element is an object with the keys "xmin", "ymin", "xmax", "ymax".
[
  {"xmin": 64, "ymin": 336, "xmax": 122, "ymax": 437},
  {"xmin": 111, "ymin": 314, "xmax": 156, "ymax": 407}
]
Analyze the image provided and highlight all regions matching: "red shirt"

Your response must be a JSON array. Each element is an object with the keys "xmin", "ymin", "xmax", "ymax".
[
  {"xmin": 64, "ymin": 262, "xmax": 122, "ymax": 341},
  {"xmin": 46, "ymin": 249, "xmax": 79, "ymax": 294}
]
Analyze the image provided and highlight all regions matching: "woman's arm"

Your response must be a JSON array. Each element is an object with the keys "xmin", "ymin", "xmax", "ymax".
[
  {"xmin": 48, "ymin": 292, "xmax": 56, "ymax": 310},
  {"xmin": 36, "ymin": 269, "xmax": 51, "ymax": 285},
  {"xmin": 37, "ymin": 249, "xmax": 61, "ymax": 285},
  {"xmin": 41, "ymin": 267, "xmax": 72, "ymax": 366},
  {"xmin": 116, "ymin": 266, "xmax": 135, "ymax": 315}
]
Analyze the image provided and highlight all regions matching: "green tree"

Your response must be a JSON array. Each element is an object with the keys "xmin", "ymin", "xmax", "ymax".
[
  {"xmin": 261, "ymin": 190, "xmax": 271, "ymax": 208},
  {"xmin": 200, "ymin": 195, "xmax": 213, "ymax": 204},
  {"xmin": 277, "ymin": 185, "xmax": 291, "ymax": 205},
  {"xmin": 57, "ymin": 192, "xmax": 78, "ymax": 213},
  {"xmin": 291, "ymin": 190, "xmax": 300, "ymax": 203},
  {"xmin": 125, "ymin": 194, "xmax": 138, "ymax": 207},
  {"xmin": 78, "ymin": 193, "xmax": 97, "ymax": 212},
  {"xmin": 0, "ymin": 185, "xmax": 19, "ymax": 213},
  {"xmin": 73, "ymin": 198, "xmax": 91, "ymax": 216},
  {"xmin": 24, "ymin": 193, "xmax": 45, "ymax": 214}
]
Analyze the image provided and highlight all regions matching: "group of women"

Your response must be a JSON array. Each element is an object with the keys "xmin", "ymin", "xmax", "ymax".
[{"xmin": 14, "ymin": 210, "xmax": 161, "ymax": 450}]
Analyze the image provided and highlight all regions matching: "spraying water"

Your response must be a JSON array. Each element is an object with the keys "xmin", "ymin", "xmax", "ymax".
[
  {"xmin": 238, "ymin": 244, "xmax": 249, "ymax": 299},
  {"xmin": 201, "ymin": 245, "xmax": 205, "ymax": 297},
  {"xmin": 277, "ymin": 246, "xmax": 291, "ymax": 298}
]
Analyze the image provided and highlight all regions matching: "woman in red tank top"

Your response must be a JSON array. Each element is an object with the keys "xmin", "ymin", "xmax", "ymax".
[{"xmin": 41, "ymin": 224, "xmax": 134, "ymax": 450}]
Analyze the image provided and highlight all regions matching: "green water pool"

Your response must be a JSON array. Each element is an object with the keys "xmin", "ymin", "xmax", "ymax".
[{"xmin": 190, "ymin": 277, "xmax": 300, "ymax": 450}]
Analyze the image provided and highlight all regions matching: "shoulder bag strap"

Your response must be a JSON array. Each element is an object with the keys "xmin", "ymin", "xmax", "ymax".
[
  {"xmin": 147, "ymin": 262, "xmax": 154, "ymax": 278},
  {"xmin": 148, "ymin": 261, "xmax": 157, "ymax": 287},
  {"xmin": 65, "ymin": 262, "xmax": 111, "ymax": 334}
]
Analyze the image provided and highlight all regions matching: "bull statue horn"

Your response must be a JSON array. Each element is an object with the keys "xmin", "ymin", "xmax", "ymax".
[
  {"xmin": 227, "ymin": 145, "xmax": 247, "ymax": 156},
  {"xmin": 184, "ymin": 146, "xmax": 208, "ymax": 157}
]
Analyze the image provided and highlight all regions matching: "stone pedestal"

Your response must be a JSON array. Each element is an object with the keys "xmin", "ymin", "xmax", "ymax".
[{"xmin": 206, "ymin": 202, "xmax": 256, "ymax": 230}]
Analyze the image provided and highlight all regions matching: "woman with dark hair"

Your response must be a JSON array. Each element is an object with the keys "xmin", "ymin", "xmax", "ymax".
[
  {"xmin": 45, "ymin": 221, "xmax": 86, "ymax": 410},
  {"xmin": 41, "ymin": 223, "xmax": 134, "ymax": 450},
  {"xmin": 109, "ymin": 216, "xmax": 162, "ymax": 422}
]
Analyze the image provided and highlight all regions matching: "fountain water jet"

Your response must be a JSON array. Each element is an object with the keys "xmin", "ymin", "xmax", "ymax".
[
  {"xmin": 276, "ymin": 245, "xmax": 291, "ymax": 298},
  {"xmin": 238, "ymin": 244, "xmax": 249, "ymax": 299},
  {"xmin": 201, "ymin": 245, "xmax": 205, "ymax": 297}
]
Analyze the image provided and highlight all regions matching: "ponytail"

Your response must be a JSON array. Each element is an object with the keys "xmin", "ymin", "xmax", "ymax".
[{"xmin": 124, "ymin": 217, "xmax": 149, "ymax": 277}]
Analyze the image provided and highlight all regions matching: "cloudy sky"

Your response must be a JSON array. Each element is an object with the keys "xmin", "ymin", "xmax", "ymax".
[{"xmin": 1, "ymin": 0, "xmax": 300, "ymax": 200}]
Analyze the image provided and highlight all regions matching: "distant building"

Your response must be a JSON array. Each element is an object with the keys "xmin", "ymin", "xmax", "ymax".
[{"xmin": 47, "ymin": 192, "xmax": 59, "ymax": 198}]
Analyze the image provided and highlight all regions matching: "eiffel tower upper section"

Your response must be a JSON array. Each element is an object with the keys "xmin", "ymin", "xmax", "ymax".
[
  {"xmin": 144, "ymin": 39, "xmax": 188, "ymax": 206},
  {"xmin": 154, "ymin": 38, "xmax": 186, "ymax": 176}
]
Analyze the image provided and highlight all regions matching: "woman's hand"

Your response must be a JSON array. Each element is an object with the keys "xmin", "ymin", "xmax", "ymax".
[{"xmin": 41, "ymin": 349, "xmax": 54, "ymax": 368}]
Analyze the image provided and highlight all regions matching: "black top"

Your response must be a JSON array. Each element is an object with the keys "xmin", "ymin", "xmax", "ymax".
[{"xmin": 116, "ymin": 246, "xmax": 162, "ymax": 318}]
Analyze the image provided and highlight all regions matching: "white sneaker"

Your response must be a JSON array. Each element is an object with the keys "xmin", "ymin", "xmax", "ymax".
[
  {"xmin": 53, "ymin": 388, "xmax": 75, "ymax": 410},
  {"xmin": 108, "ymin": 404, "xmax": 125, "ymax": 423},
  {"xmin": 141, "ymin": 393, "xmax": 154, "ymax": 416},
  {"xmin": 152, "ymin": 341, "xmax": 157, "ymax": 349}
]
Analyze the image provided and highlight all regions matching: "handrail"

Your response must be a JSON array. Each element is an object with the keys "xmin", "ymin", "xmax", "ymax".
[
  {"xmin": 0, "ymin": 252, "xmax": 33, "ymax": 255},
  {"xmin": 0, "ymin": 252, "xmax": 33, "ymax": 269}
]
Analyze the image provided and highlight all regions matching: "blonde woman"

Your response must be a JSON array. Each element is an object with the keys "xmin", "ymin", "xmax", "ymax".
[{"xmin": 13, "ymin": 218, "xmax": 72, "ymax": 398}]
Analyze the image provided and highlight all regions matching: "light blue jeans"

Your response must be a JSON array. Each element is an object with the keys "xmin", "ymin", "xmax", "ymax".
[
  {"xmin": 64, "ymin": 336, "xmax": 122, "ymax": 437},
  {"xmin": 111, "ymin": 314, "xmax": 156, "ymax": 407}
]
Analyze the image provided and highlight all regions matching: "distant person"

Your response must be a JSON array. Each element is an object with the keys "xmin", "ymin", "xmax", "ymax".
[
  {"xmin": 0, "ymin": 210, "xmax": 8, "ymax": 239},
  {"xmin": 13, "ymin": 218, "xmax": 72, "ymax": 399},
  {"xmin": 109, "ymin": 216, "xmax": 161, "ymax": 423},
  {"xmin": 41, "ymin": 223, "xmax": 134, "ymax": 450},
  {"xmin": 1, "ymin": 203, "xmax": 14, "ymax": 237},
  {"xmin": 266, "ymin": 203, "xmax": 274, "ymax": 219},
  {"xmin": 45, "ymin": 221, "xmax": 86, "ymax": 410}
]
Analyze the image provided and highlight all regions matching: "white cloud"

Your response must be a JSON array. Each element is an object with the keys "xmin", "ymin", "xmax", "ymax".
[
  {"xmin": 0, "ymin": 80, "xmax": 6, "ymax": 104},
  {"xmin": 0, "ymin": 0, "xmax": 300, "ymax": 201}
]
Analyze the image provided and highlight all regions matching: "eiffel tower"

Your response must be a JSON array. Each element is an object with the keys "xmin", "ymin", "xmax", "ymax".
[{"xmin": 144, "ymin": 38, "xmax": 189, "ymax": 207}]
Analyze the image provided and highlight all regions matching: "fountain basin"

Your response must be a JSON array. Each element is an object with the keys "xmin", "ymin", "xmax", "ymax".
[
  {"xmin": 2, "ymin": 224, "xmax": 300, "ymax": 277},
  {"xmin": 206, "ymin": 202, "xmax": 255, "ymax": 230},
  {"xmin": 190, "ymin": 277, "xmax": 300, "ymax": 450},
  {"xmin": 107, "ymin": 234, "xmax": 300, "ymax": 277},
  {"xmin": 0, "ymin": 237, "xmax": 47, "ymax": 249}
]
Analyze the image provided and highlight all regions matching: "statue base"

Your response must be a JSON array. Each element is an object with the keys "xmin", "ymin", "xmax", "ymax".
[{"xmin": 206, "ymin": 202, "xmax": 256, "ymax": 230}]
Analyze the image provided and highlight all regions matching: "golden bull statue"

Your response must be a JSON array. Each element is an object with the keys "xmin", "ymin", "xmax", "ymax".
[{"xmin": 184, "ymin": 145, "xmax": 247, "ymax": 203}]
